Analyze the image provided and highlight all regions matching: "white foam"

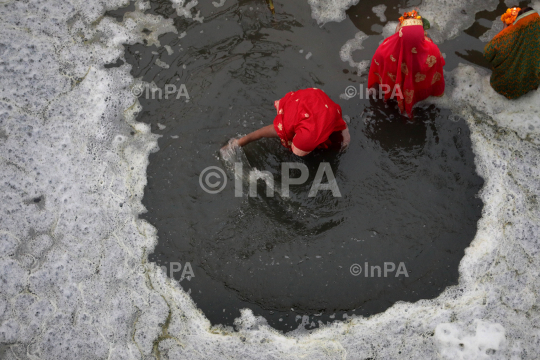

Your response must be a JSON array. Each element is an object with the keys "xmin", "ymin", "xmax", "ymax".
[
  {"xmin": 372, "ymin": 4, "xmax": 387, "ymax": 22},
  {"xmin": 2, "ymin": 0, "xmax": 540, "ymax": 358},
  {"xmin": 170, "ymin": 0, "xmax": 195, "ymax": 16},
  {"xmin": 435, "ymin": 320, "xmax": 506, "ymax": 359},
  {"xmin": 170, "ymin": 0, "xmax": 203, "ymax": 22},
  {"xmin": 437, "ymin": 64, "xmax": 540, "ymax": 140},
  {"xmin": 381, "ymin": 21, "xmax": 399, "ymax": 40},
  {"xmin": 411, "ymin": 0, "xmax": 500, "ymax": 42},
  {"xmin": 480, "ymin": 19, "xmax": 504, "ymax": 43},
  {"xmin": 164, "ymin": 44, "xmax": 174, "ymax": 55},
  {"xmin": 155, "ymin": 58, "xmax": 170, "ymax": 69},
  {"xmin": 339, "ymin": 31, "xmax": 370, "ymax": 75},
  {"xmin": 193, "ymin": 10, "xmax": 204, "ymax": 23},
  {"xmin": 212, "ymin": 0, "xmax": 226, "ymax": 8},
  {"xmin": 307, "ymin": 0, "xmax": 360, "ymax": 25}
]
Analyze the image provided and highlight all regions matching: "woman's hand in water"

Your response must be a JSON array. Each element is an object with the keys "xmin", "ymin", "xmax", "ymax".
[
  {"xmin": 340, "ymin": 126, "xmax": 351, "ymax": 152},
  {"xmin": 221, "ymin": 125, "xmax": 278, "ymax": 154},
  {"xmin": 220, "ymin": 138, "xmax": 240, "ymax": 158}
]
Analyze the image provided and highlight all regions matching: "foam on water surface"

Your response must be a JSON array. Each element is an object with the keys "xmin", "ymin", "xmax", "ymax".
[
  {"xmin": 339, "ymin": 31, "xmax": 371, "ymax": 75},
  {"xmin": 372, "ymin": 4, "xmax": 387, "ymax": 22},
  {"xmin": 170, "ymin": 0, "xmax": 203, "ymax": 22},
  {"xmin": 435, "ymin": 320, "xmax": 506, "ymax": 360},
  {"xmin": 212, "ymin": 0, "xmax": 227, "ymax": 8},
  {"xmin": 307, "ymin": 0, "xmax": 360, "ymax": 24},
  {"xmin": 1, "ymin": 0, "xmax": 540, "ymax": 359},
  {"xmin": 480, "ymin": 20, "xmax": 505, "ymax": 43}
]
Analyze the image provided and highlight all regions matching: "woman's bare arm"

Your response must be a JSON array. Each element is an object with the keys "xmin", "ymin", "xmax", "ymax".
[
  {"xmin": 341, "ymin": 125, "xmax": 350, "ymax": 151},
  {"xmin": 237, "ymin": 124, "xmax": 278, "ymax": 147}
]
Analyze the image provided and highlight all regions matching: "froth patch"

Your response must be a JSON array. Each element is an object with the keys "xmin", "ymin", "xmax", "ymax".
[
  {"xmin": 435, "ymin": 320, "xmax": 506, "ymax": 359},
  {"xmin": 479, "ymin": 19, "xmax": 504, "ymax": 43},
  {"xmin": 382, "ymin": 21, "xmax": 399, "ymax": 40},
  {"xmin": 171, "ymin": 0, "xmax": 203, "ymax": 21},
  {"xmin": 372, "ymin": 4, "xmax": 387, "ymax": 23},
  {"xmin": 0, "ymin": 0, "xmax": 163, "ymax": 358},
  {"xmin": 410, "ymin": 0, "xmax": 500, "ymax": 42},
  {"xmin": 0, "ymin": 28, "xmax": 70, "ymax": 113},
  {"xmin": 2, "ymin": 0, "xmax": 540, "ymax": 358},
  {"xmin": 445, "ymin": 65, "xmax": 540, "ymax": 141},
  {"xmin": 339, "ymin": 31, "xmax": 370, "ymax": 75},
  {"xmin": 307, "ymin": 0, "xmax": 360, "ymax": 25}
]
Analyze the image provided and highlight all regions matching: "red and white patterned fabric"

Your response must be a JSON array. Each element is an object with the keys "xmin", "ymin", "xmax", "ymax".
[
  {"xmin": 368, "ymin": 19, "xmax": 446, "ymax": 118},
  {"xmin": 273, "ymin": 88, "xmax": 347, "ymax": 155}
]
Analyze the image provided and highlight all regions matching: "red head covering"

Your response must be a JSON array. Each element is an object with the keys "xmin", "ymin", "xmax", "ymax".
[
  {"xmin": 273, "ymin": 88, "xmax": 347, "ymax": 154},
  {"xmin": 368, "ymin": 20, "xmax": 445, "ymax": 117}
]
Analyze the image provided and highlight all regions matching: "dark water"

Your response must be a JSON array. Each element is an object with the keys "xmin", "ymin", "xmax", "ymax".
[{"xmin": 111, "ymin": 0, "xmax": 495, "ymax": 332}]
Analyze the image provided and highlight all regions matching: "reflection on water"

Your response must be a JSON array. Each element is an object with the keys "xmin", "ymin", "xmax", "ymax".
[
  {"xmin": 363, "ymin": 98, "xmax": 432, "ymax": 152},
  {"xmin": 115, "ymin": 0, "xmax": 487, "ymax": 331}
]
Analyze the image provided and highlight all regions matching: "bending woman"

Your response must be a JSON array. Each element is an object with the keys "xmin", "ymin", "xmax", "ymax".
[
  {"xmin": 224, "ymin": 88, "xmax": 350, "ymax": 157},
  {"xmin": 367, "ymin": 10, "xmax": 446, "ymax": 118},
  {"xmin": 484, "ymin": 7, "xmax": 540, "ymax": 99}
]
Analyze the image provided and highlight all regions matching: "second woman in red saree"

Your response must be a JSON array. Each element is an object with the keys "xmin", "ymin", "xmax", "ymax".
[{"xmin": 368, "ymin": 11, "xmax": 446, "ymax": 118}]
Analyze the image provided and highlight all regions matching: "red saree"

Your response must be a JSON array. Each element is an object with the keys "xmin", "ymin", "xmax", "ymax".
[
  {"xmin": 273, "ymin": 88, "xmax": 347, "ymax": 155},
  {"xmin": 368, "ymin": 19, "xmax": 446, "ymax": 118}
]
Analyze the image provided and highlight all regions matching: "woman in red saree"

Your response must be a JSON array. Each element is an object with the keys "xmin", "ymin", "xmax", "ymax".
[
  {"xmin": 224, "ymin": 88, "xmax": 350, "ymax": 156},
  {"xmin": 368, "ymin": 11, "xmax": 446, "ymax": 118}
]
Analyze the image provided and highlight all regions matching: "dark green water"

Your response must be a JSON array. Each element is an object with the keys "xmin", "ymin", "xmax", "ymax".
[{"xmin": 110, "ymin": 0, "xmax": 497, "ymax": 332}]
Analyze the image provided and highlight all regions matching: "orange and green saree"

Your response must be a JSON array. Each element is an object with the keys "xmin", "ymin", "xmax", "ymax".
[{"xmin": 484, "ymin": 10, "xmax": 540, "ymax": 99}]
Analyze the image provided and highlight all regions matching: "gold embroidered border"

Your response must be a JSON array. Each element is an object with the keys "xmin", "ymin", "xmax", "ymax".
[{"xmin": 401, "ymin": 19, "xmax": 423, "ymax": 27}]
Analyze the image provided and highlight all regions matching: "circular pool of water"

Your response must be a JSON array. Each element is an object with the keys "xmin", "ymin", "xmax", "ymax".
[{"xmin": 116, "ymin": 0, "xmax": 489, "ymax": 331}]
